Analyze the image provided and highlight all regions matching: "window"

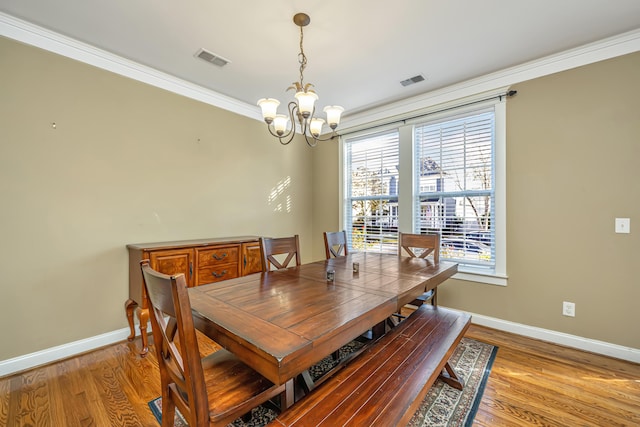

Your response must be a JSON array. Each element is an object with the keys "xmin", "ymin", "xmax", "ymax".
[
  {"xmin": 414, "ymin": 110, "xmax": 495, "ymax": 271},
  {"xmin": 344, "ymin": 130, "xmax": 399, "ymax": 254},
  {"xmin": 342, "ymin": 95, "xmax": 507, "ymax": 285}
]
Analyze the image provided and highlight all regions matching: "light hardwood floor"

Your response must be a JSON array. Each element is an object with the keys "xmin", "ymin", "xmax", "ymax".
[{"xmin": 1, "ymin": 325, "xmax": 639, "ymax": 426}]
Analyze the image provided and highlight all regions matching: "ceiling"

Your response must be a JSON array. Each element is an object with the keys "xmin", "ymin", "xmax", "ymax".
[{"xmin": 2, "ymin": 0, "xmax": 639, "ymax": 120}]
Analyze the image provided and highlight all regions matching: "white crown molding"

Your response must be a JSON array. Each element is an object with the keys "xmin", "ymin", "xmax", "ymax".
[{"xmin": 0, "ymin": 12, "xmax": 262, "ymax": 121}]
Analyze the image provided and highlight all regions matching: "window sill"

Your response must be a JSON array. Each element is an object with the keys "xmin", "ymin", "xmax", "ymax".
[{"xmin": 453, "ymin": 269, "xmax": 508, "ymax": 286}]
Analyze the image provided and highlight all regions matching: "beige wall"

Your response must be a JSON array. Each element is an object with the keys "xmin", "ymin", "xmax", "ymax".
[{"xmin": 0, "ymin": 37, "xmax": 315, "ymax": 360}]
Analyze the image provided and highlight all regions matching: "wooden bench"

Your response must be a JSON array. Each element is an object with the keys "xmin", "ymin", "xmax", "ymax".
[{"xmin": 268, "ymin": 305, "xmax": 471, "ymax": 426}]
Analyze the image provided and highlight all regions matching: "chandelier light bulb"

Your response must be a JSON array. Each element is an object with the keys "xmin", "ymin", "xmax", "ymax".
[
  {"xmin": 294, "ymin": 91, "xmax": 318, "ymax": 119},
  {"xmin": 323, "ymin": 106, "xmax": 344, "ymax": 129},
  {"xmin": 257, "ymin": 98, "xmax": 280, "ymax": 124},
  {"xmin": 310, "ymin": 118, "xmax": 325, "ymax": 137},
  {"xmin": 273, "ymin": 114, "xmax": 289, "ymax": 136}
]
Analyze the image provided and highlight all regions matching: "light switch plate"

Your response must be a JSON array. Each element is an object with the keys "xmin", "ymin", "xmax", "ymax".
[{"xmin": 615, "ymin": 218, "xmax": 630, "ymax": 234}]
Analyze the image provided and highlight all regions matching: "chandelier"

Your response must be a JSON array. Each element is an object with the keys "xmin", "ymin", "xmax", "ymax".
[{"xmin": 257, "ymin": 13, "xmax": 344, "ymax": 147}]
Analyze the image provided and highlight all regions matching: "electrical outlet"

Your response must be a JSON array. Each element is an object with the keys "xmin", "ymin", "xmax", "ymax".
[
  {"xmin": 615, "ymin": 218, "xmax": 630, "ymax": 233},
  {"xmin": 562, "ymin": 301, "xmax": 575, "ymax": 317}
]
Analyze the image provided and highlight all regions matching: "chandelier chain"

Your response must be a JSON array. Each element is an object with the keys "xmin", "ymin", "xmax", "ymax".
[{"xmin": 298, "ymin": 25, "xmax": 307, "ymax": 88}]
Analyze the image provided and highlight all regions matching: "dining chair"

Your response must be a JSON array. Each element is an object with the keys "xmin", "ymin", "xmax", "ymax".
[
  {"xmin": 140, "ymin": 260, "xmax": 286, "ymax": 427},
  {"xmin": 259, "ymin": 235, "xmax": 301, "ymax": 272},
  {"xmin": 323, "ymin": 230, "xmax": 349, "ymax": 259},
  {"xmin": 398, "ymin": 232, "xmax": 440, "ymax": 306}
]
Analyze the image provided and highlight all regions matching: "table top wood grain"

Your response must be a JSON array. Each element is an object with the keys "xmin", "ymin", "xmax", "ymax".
[{"xmin": 189, "ymin": 252, "xmax": 458, "ymax": 385}]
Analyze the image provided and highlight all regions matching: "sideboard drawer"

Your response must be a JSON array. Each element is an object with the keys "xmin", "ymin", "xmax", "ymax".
[
  {"xmin": 197, "ymin": 265, "xmax": 240, "ymax": 285},
  {"xmin": 197, "ymin": 245, "xmax": 239, "ymax": 267}
]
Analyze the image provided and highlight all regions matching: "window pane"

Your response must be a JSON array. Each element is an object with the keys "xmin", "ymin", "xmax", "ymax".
[
  {"xmin": 417, "ymin": 195, "xmax": 493, "ymax": 267},
  {"xmin": 415, "ymin": 110, "xmax": 495, "ymax": 269},
  {"xmin": 346, "ymin": 131, "xmax": 399, "ymax": 254}
]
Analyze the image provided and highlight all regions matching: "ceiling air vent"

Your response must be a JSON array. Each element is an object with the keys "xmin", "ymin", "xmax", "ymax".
[
  {"xmin": 400, "ymin": 74, "xmax": 425, "ymax": 87},
  {"xmin": 195, "ymin": 48, "xmax": 230, "ymax": 67}
]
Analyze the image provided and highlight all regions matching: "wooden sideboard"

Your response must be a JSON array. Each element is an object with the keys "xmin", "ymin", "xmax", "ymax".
[{"xmin": 125, "ymin": 236, "xmax": 262, "ymax": 355}]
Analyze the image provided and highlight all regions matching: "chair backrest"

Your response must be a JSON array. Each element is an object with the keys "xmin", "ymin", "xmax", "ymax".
[
  {"xmin": 259, "ymin": 235, "xmax": 301, "ymax": 272},
  {"xmin": 140, "ymin": 260, "xmax": 208, "ymax": 424},
  {"xmin": 398, "ymin": 232, "xmax": 440, "ymax": 263},
  {"xmin": 323, "ymin": 230, "xmax": 349, "ymax": 259}
]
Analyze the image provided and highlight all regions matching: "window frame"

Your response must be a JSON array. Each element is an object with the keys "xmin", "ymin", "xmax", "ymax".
[{"xmin": 340, "ymin": 98, "xmax": 507, "ymax": 286}]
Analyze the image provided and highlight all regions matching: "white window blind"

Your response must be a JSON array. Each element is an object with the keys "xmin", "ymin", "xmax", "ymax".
[
  {"xmin": 414, "ymin": 110, "xmax": 496, "ymax": 270},
  {"xmin": 345, "ymin": 130, "xmax": 400, "ymax": 254}
]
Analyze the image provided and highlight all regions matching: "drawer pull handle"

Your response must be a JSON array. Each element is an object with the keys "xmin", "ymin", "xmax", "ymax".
[
  {"xmin": 212, "ymin": 270, "xmax": 228, "ymax": 278},
  {"xmin": 212, "ymin": 253, "xmax": 228, "ymax": 261}
]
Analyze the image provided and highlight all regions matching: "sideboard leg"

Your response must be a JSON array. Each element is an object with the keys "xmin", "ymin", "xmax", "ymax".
[
  {"xmin": 137, "ymin": 307, "xmax": 150, "ymax": 357},
  {"xmin": 124, "ymin": 298, "xmax": 137, "ymax": 341}
]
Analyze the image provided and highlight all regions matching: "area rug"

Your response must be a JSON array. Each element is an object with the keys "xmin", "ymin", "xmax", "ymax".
[{"xmin": 149, "ymin": 337, "xmax": 497, "ymax": 426}]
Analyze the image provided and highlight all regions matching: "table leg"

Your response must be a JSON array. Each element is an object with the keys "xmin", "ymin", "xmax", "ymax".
[
  {"xmin": 439, "ymin": 361, "xmax": 464, "ymax": 390},
  {"xmin": 298, "ymin": 370, "xmax": 315, "ymax": 394},
  {"xmin": 124, "ymin": 298, "xmax": 137, "ymax": 341},
  {"xmin": 283, "ymin": 379, "xmax": 295, "ymax": 409},
  {"xmin": 371, "ymin": 320, "xmax": 386, "ymax": 339}
]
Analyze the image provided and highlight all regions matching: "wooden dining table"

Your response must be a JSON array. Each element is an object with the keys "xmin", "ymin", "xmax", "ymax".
[{"xmin": 188, "ymin": 252, "xmax": 457, "ymax": 406}]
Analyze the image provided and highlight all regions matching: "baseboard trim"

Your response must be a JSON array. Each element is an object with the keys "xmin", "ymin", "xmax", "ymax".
[
  {"xmin": 0, "ymin": 327, "xmax": 133, "ymax": 377},
  {"xmin": 460, "ymin": 310, "xmax": 640, "ymax": 364},
  {"xmin": 2, "ymin": 312, "xmax": 638, "ymax": 377}
]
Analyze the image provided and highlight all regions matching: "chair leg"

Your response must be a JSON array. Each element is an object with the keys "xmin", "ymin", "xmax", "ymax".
[{"xmin": 161, "ymin": 393, "xmax": 176, "ymax": 427}]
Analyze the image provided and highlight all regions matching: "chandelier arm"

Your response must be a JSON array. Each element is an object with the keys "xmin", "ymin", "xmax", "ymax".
[
  {"xmin": 303, "ymin": 134, "xmax": 318, "ymax": 147},
  {"xmin": 278, "ymin": 133, "xmax": 296, "ymax": 145},
  {"xmin": 264, "ymin": 123, "xmax": 294, "ymax": 142},
  {"xmin": 306, "ymin": 131, "xmax": 338, "ymax": 142},
  {"xmin": 288, "ymin": 101, "xmax": 301, "ymax": 127}
]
